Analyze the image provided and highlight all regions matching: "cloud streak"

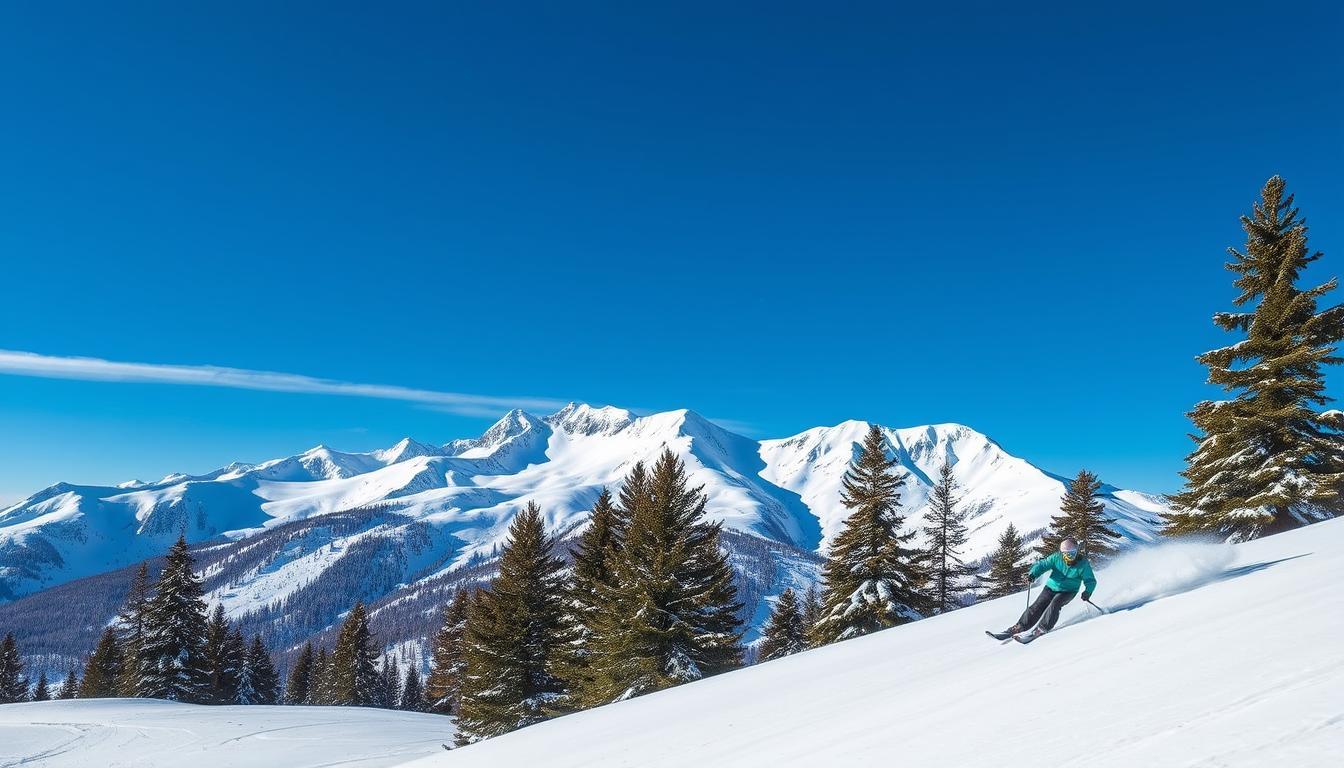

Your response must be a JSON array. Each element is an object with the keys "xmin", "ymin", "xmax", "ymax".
[{"xmin": 0, "ymin": 349, "xmax": 570, "ymax": 417}]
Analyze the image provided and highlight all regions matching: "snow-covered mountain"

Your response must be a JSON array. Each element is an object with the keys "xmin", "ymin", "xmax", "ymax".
[{"xmin": 0, "ymin": 403, "xmax": 1167, "ymax": 640}]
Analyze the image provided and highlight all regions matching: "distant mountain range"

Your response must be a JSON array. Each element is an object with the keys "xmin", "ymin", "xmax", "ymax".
[{"xmin": 0, "ymin": 403, "xmax": 1167, "ymax": 666}]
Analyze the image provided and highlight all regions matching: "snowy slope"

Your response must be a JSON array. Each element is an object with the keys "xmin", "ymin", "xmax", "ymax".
[
  {"xmin": 0, "ymin": 404, "xmax": 1168, "ymax": 648},
  {"xmin": 407, "ymin": 519, "xmax": 1344, "ymax": 768},
  {"xmin": 0, "ymin": 699, "xmax": 454, "ymax": 767}
]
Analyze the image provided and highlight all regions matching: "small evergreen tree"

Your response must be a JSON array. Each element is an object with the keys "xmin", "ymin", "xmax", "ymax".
[
  {"xmin": 814, "ymin": 425, "xmax": 927, "ymax": 644},
  {"xmin": 400, "ymin": 665, "xmax": 425, "ymax": 711},
  {"xmin": 456, "ymin": 503, "xmax": 569, "ymax": 744},
  {"xmin": 57, "ymin": 669, "xmax": 79, "ymax": 700},
  {"xmin": 115, "ymin": 562, "xmax": 152, "ymax": 697},
  {"xmin": 1037, "ymin": 470, "xmax": 1121, "ymax": 561},
  {"xmin": 379, "ymin": 655, "xmax": 401, "ymax": 709},
  {"xmin": 32, "ymin": 671, "xmax": 51, "ymax": 702},
  {"xmin": 580, "ymin": 452, "xmax": 744, "ymax": 708},
  {"xmin": 220, "ymin": 629, "xmax": 248, "ymax": 703},
  {"xmin": 980, "ymin": 523, "xmax": 1031, "ymax": 599},
  {"xmin": 1169, "ymin": 177, "xmax": 1344, "ymax": 540},
  {"xmin": 329, "ymin": 602, "xmax": 381, "ymax": 706},
  {"xmin": 285, "ymin": 642, "xmax": 315, "ymax": 705},
  {"xmin": 800, "ymin": 585, "xmax": 824, "ymax": 647},
  {"xmin": 204, "ymin": 605, "xmax": 236, "ymax": 704},
  {"xmin": 549, "ymin": 488, "xmax": 621, "ymax": 712},
  {"xmin": 242, "ymin": 636, "xmax": 279, "ymax": 705},
  {"xmin": 310, "ymin": 647, "xmax": 332, "ymax": 705},
  {"xmin": 0, "ymin": 632, "xmax": 27, "ymax": 703},
  {"xmin": 138, "ymin": 537, "xmax": 210, "ymax": 702},
  {"xmin": 424, "ymin": 589, "xmax": 471, "ymax": 714},
  {"xmin": 921, "ymin": 459, "xmax": 975, "ymax": 613},
  {"xmin": 79, "ymin": 628, "xmax": 123, "ymax": 698},
  {"xmin": 758, "ymin": 588, "xmax": 807, "ymax": 662}
]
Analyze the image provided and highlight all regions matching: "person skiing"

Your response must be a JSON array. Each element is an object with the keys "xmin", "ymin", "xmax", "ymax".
[{"xmin": 990, "ymin": 537, "xmax": 1096, "ymax": 642}]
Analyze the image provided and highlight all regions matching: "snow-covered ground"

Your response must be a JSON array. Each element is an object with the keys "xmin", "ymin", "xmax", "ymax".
[
  {"xmin": 408, "ymin": 518, "xmax": 1344, "ymax": 768},
  {"xmin": 0, "ymin": 699, "xmax": 454, "ymax": 767}
]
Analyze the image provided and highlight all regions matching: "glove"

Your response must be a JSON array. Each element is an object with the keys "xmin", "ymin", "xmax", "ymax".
[{"xmin": 1081, "ymin": 591, "xmax": 1093, "ymax": 601}]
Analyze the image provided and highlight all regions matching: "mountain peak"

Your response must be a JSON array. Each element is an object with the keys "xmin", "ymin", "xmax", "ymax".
[
  {"xmin": 546, "ymin": 402, "xmax": 634, "ymax": 435},
  {"xmin": 375, "ymin": 437, "xmax": 440, "ymax": 464}
]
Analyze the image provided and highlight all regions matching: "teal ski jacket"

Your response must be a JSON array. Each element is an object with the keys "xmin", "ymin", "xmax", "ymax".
[{"xmin": 1029, "ymin": 552, "xmax": 1097, "ymax": 596}]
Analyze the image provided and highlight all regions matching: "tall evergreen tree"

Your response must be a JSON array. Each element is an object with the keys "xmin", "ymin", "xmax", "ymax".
[
  {"xmin": 241, "ymin": 636, "xmax": 279, "ymax": 705},
  {"xmin": 424, "ymin": 589, "xmax": 471, "ymax": 714},
  {"xmin": 456, "ymin": 503, "xmax": 569, "ymax": 744},
  {"xmin": 329, "ymin": 602, "xmax": 381, "ymax": 706},
  {"xmin": 814, "ymin": 425, "xmax": 927, "ymax": 644},
  {"xmin": 0, "ymin": 633, "xmax": 27, "ymax": 703},
  {"xmin": 580, "ymin": 452, "xmax": 744, "ymax": 708},
  {"xmin": 115, "ymin": 562, "xmax": 152, "ymax": 697},
  {"xmin": 79, "ymin": 628, "xmax": 123, "ymax": 698},
  {"xmin": 980, "ymin": 523, "xmax": 1031, "ymax": 599},
  {"xmin": 57, "ymin": 669, "xmax": 79, "ymax": 700},
  {"xmin": 310, "ymin": 647, "xmax": 332, "ymax": 706},
  {"xmin": 285, "ymin": 642, "xmax": 315, "ymax": 705},
  {"xmin": 1037, "ymin": 470, "xmax": 1121, "ymax": 561},
  {"xmin": 204, "ymin": 605, "xmax": 237, "ymax": 704},
  {"xmin": 1169, "ymin": 177, "xmax": 1344, "ymax": 540},
  {"xmin": 549, "ymin": 488, "xmax": 621, "ymax": 712},
  {"xmin": 32, "ymin": 671, "xmax": 51, "ymax": 702},
  {"xmin": 137, "ymin": 537, "xmax": 210, "ymax": 702},
  {"xmin": 921, "ymin": 459, "xmax": 975, "ymax": 613},
  {"xmin": 758, "ymin": 588, "xmax": 807, "ymax": 662},
  {"xmin": 399, "ymin": 665, "xmax": 425, "ymax": 711}
]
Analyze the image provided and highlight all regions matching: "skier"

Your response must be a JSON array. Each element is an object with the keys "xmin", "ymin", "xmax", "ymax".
[{"xmin": 989, "ymin": 537, "xmax": 1096, "ymax": 642}]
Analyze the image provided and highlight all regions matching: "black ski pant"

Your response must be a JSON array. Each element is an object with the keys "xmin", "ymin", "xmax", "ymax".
[{"xmin": 1017, "ymin": 586, "xmax": 1076, "ymax": 632}]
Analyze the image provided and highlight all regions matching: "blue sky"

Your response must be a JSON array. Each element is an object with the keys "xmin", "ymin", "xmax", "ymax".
[{"xmin": 1, "ymin": 2, "xmax": 1341, "ymax": 503}]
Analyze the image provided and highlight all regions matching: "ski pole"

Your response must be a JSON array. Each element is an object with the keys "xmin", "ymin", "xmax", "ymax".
[{"xmin": 1083, "ymin": 598, "xmax": 1107, "ymax": 615}]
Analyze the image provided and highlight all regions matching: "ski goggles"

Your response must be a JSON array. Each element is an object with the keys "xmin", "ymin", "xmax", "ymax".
[{"xmin": 1060, "ymin": 546, "xmax": 1079, "ymax": 561}]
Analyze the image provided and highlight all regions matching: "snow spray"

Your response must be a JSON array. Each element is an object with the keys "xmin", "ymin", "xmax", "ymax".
[{"xmin": 1058, "ymin": 540, "xmax": 1235, "ymax": 628}]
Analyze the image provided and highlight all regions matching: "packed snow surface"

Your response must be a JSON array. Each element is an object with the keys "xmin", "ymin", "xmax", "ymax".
[
  {"xmin": 0, "ymin": 699, "xmax": 454, "ymax": 768},
  {"xmin": 406, "ymin": 519, "xmax": 1344, "ymax": 768}
]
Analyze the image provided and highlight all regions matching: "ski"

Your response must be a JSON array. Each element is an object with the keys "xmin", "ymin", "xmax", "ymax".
[
  {"xmin": 985, "ymin": 630, "xmax": 1014, "ymax": 641},
  {"xmin": 1013, "ymin": 631, "xmax": 1045, "ymax": 644}
]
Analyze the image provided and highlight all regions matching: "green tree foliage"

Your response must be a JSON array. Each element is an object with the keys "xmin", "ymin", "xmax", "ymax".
[
  {"xmin": 329, "ymin": 602, "xmax": 381, "ymax": 706},
  {"xmin": 399, "ymin": 665, "xmax": 425, "ymax": 711},
  {"xmin": 204, "ymin": 605, "xmax": 241, "ymax": 704},
  {"xmin": 31, "ymin": 671, "xmax": 51, "ymax": 702},
  {"xmin": 285, "ymin": 642, "xmax": 315, "ymax": 705},
  {"xmin": 800, "ymin": 584, "xmax": 824, "ymax": 648},
  {"xmin": 548, "ymin": 488, "xmax": 621, "ymax": 713},
  {"xmin": 57, "ymin": 669, "xmax": 80, "ymax": 700},
  {"xmin": 579, "ymin": 451, "xmax": 744, "ymax": 708},
  {"xmin": 78, "ymin": 628, "xmax": 123, "ymax": 698},
  {"xmin": 0, "ymin": 633, "xmax": 27, "ymax": 702},
  {"xmin": 980, "ymin": 523, "xmax": 1031, "ymax": 599},
  {"xmin": 814, "ymin": 425, "xmax": 927, "ymax": 643},
  {"xmin": 378, "ymin": 655, "xmax": 401, "ymax": 709},
  {"xmin": 921, "ymin": 459, "xmax": 975, "ymax": 613},
  {"xmin": 456, "ymin": 503, "xmax": 568, "ymax": 744},
  {"xmin": 758, "ymin": 588, "xmax": 806, "ymax": 662},
  {"xmin": 1037, "ymin": 470, "xmax": 1121, "ymax": 561},
  {"xmin": 137, "ymin": 537, "xmax": 210, "ymax": 702},
  {"xmin": 310, "ymin": 647, "xmax": 332, "ymax": 705},
  {"xmin": 115, "ymin": 562, "xmax": 152, "ymax": 696},
  {"xmin": 241, "ymin": 635, "xmax": 279, "ymax": 705},
  {"xmin": 1169, "ymin": 177, "xmax": 1344, "ymax": 540},
  {"xmin": 424, "ymin": 588, "xmax": 471, "ymax": 714}
]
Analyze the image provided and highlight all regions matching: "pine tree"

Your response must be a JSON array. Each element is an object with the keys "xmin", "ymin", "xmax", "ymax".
[
  {"xmin": 79, "ymin": 627, "xmax": 123, "ymax": 698},
  {"xmin": 548, "ymin": 488, "xmax": 621, "ymax": 712},
  {"xmin": 0, "ymin": 633, "xmax": 26, "ymax": 703},
  {"xmin": 57, "ymin": 669, "xmax": 79, "ymax": 700},
  {"xmin": 242, "ymin": 636, "xmax": 279, "ymax": 705},
  {"xmin": 219, "ymin": 629, "xmax": 247, "ymax": 703},
  {"xmin": 204, "ymin": 605, "xmax": 235, "ymax": 704},
  {"xmin": 399, "ymin": 665, "xmax": 425, "ymax": 711},
  {"xmin": 424, "ymin": 589, "xmax": 471, "ymax": 714},
  {"xmin": 310, "ymin": 647, "xmax": 332, "ymax": 705},
  {"xmin": 580, "ymin": 451, "xmax": 744, "ymax": 708},
  {"xmin": 814, "ymin": 425, "xmax": 927, "ymax": 644},
  {"xmin": 758, "ymin": 588, "xmax": 807, "ymax": 662},
  {"xmin": 1037, "ymin": 470, "xmax": 1121, "ymax": 561},
  {"xmin": 379, "ymin": 655, "xmax": 401, "ymax": 709},
  {"xmin": 329, "ymin": 602, "xmax": 381, "ymax": 706},
  {"xmin": 32, "ymin": 671, "xmax": 51, "ymax": 702},
  {"xmin": 137, "ymin": 537, "xmax": 210, "ymax": 702},
  {"xmin": 456, "ymin": 503, "xmax": 569, "ymax": 743},
  {"xmin": 981, "ymin": 523, "xmax": 1031, "ymax": 599},
  {"xmin": 115, "ymin": 562, "xmax": 152, "ymax": 697},
  {"xmin": 285, "ymin": 642, "xmax": 315, "ymax": 705},
  {"xmin": 921, "ymin": 459, "xmax": 975, "ymax": 613},
  {"xmin": 1169, "ymin": 177, "xmax": 1344, "ymax": 540},
  {"xmin": 800, "ymin": 585, "xmax": 824, "ymax": 647}
]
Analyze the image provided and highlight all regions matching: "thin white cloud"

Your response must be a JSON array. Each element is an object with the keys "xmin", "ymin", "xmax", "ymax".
[{"xmin": 0, "ymin": 349, "xmax": 570, "ymax": 417}]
